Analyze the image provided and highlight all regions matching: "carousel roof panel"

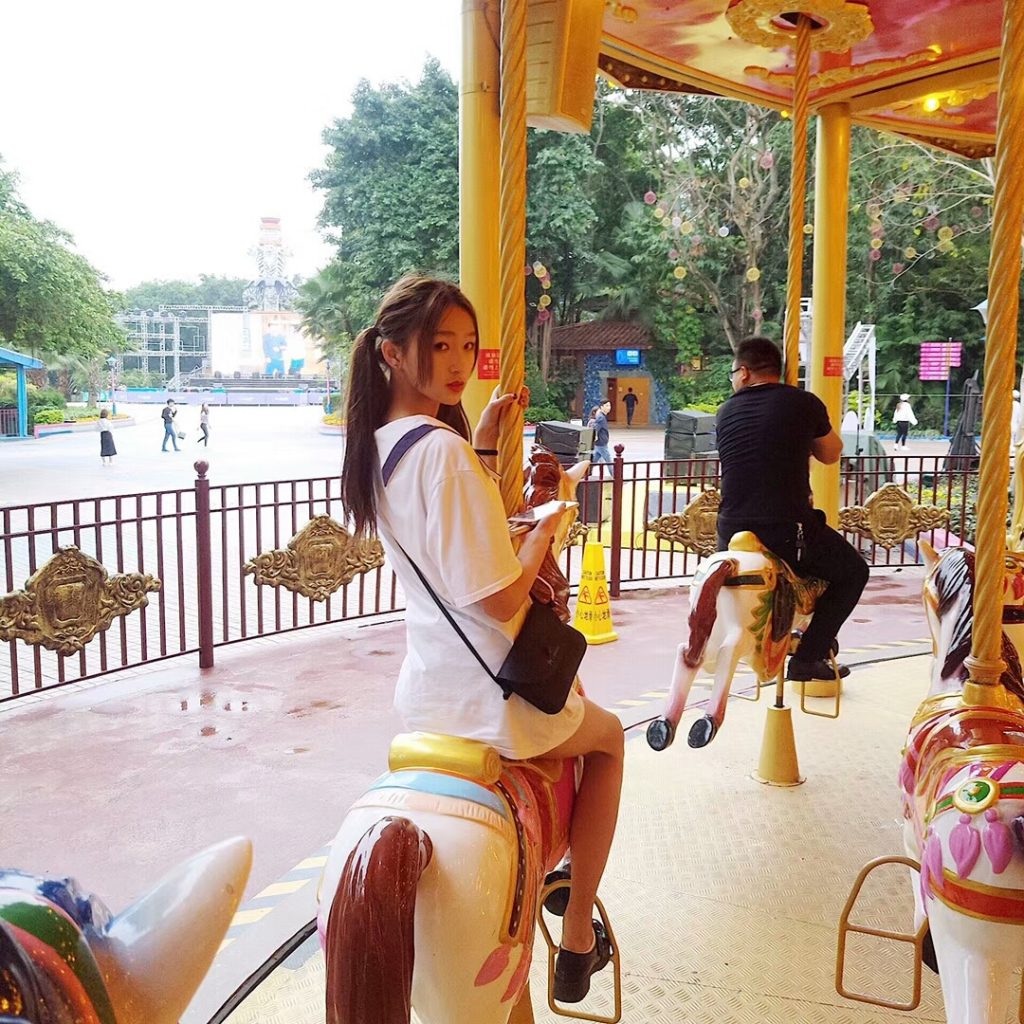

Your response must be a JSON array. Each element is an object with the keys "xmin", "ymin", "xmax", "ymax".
[{"xmin": 599, "ymin": 0, "xmax": 1001, "ymax": 154}]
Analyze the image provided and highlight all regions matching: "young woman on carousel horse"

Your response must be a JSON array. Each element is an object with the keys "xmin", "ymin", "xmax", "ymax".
[
  {"xmin": 340, "ymin": 274, "xmax": 624, "ymax": 1002},
  {"xmin": 716, "ymin": 337, "xmax": 869, "ymax": 684}
]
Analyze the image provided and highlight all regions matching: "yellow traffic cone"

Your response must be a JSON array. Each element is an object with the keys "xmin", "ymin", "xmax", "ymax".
[{"xmin": 573, "ymin": 540, "xmax": 618, "ymax": 644}]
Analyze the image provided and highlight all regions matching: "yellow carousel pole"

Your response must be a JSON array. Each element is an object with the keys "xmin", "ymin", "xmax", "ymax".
[
  {"xmin": 497, "ymin": 0, "xmax": 528, "ymax": 515},
  {"xmin": 783, "ymin": 15, "xmax": 811, "ymax": 386},
  {"xmin": 963, "ymin": 0, "xmax": 1024, "ymax": 708},
  {"xmin": 460, "ymin": 0, "xmax": 502, "ymax": 429},
  {"xmin": 808, "ymin": 103, "xmax": 851, "ymax": 526}
]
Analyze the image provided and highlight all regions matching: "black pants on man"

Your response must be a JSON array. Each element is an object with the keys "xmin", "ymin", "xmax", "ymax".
[{"xmin": 717, "ymin": 512, "xmax": 869, "ymax": 663}]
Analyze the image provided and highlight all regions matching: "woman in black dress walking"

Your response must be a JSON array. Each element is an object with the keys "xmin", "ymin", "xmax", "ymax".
[{"xmin": 97, "ymin": 408, "xmax": 117, "ymax": 465}]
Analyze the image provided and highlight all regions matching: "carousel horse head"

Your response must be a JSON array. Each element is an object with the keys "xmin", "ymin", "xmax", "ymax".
[
  {"xmin": 890, "ymin": 543, "xmax": 1024, "ymax": 1022},
  {"xmin": 521, "ymin": 445, "xmax": 590, "ymax": 620},
  {"xmin": 317, "ymin": 449, "xmax": 591, "ymax": 1024},
  {"xmin": 0, "ymin": 838, "xmax": 251, "ymax": 1024}
]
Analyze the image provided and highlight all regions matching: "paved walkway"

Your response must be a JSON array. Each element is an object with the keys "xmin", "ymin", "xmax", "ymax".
[{"xmin": 0, "ymin": 568, "xmax": 929, "ymax": 912}]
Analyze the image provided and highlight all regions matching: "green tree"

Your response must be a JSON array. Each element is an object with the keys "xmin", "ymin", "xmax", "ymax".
[{"xmin": 122, "ymin": 274, "xmax": 249, "ymax": 310}]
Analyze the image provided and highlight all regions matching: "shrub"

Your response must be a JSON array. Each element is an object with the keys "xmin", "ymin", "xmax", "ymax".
[
  {"xmin": 33, "ymin": 388, "xmax": 66, "ymax": 410},
  {"xmin": 525, "ymin": 403, "xmax": 565, "ymax": 424},
  {"xmin": 33, "ymin": 408, "xmax": 66, "ymax": 425}
]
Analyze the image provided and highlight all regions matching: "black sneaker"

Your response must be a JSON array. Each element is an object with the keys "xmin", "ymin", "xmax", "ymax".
[
  {"xmin": 787, "ymin": 658, "xmax": 850, "ymax": 681},
  {"xmin": 553, "ymin": 920, "xmax": 614, "ymax": 1003}
]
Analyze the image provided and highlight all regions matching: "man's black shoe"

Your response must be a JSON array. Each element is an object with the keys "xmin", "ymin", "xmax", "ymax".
[{"xmin": 786, "ymin": 658, "xmax": 851, "ymax": 681}]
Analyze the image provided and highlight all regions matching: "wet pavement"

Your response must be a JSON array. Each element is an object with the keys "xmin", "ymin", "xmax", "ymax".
[{"xmin": 0, "ymin": 566, "xmax": 929, "ymax": 911}]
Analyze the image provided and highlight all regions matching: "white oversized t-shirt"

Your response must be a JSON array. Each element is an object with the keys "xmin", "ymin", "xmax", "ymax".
[{"xmin": 374, "ymin": 415, "xmax": 584, "ymax": 759}]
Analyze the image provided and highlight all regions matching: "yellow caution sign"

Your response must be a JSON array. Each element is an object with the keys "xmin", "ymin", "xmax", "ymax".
[{"xmin": 573, "ymin": 540, "xmax": 618, "ymax": 645}]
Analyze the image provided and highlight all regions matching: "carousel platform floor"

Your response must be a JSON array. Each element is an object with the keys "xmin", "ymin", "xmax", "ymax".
[{"xmin": 213, "ymin": 654, "xmax": 1003, "ymax": 1024}]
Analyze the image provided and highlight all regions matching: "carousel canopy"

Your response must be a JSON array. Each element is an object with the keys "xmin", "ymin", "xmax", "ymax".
[{"xmin": 595, "ymin": 0, "xmax": 999, "ymax": 158}]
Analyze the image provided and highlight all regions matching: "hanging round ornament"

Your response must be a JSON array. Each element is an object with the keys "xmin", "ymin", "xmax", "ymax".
[
  {"xmin": 668, "ymin": 248, "xmax": 679, "ymax": 260},
  {"xmin": 759, "ymin": 151, "xmax": 774, "ymax": 170},
  {"xmin": 866, "ymin": 202, "xmax": 881, "ymax": 219},
  {"xmin": 745, "ymin": 267, "xmax": 761, "ymax": 283},
  {"xmin": 803, "ymin": 223, "xmax": 814, "ymax": 235},
  {"xmin": 924, "ymin": 214, "xmax": 940, "ymax": 231},
  {"xmin": 680, "ymin": 220, "xmax": 695, "ymax": 235},
  {"xmin": 869, "ymin": 249, "xmax": 882, "ymax": 262},
  {"xmin": 893, "ymin": 262, "xmax": 905, "ymax": 275},
  {"xmin": 671, "ymin": 215, "xmax": 682, "ymax": 228},
  {"xmin": 536, "ymin": 308, "xmax": 551, "ymax": 323},
  {"xmin": 870, "ymin": 238, "xmax": 883, "ymax": 250},
  {"xmin": 938, "ymin": 225, "xmax": 954, "ymax": 241},
  {"xmin": 904, "ymin": 246, "xmax": 917, "ymax": 259},
  {"xmin": 913, "ymin": 207, "xmax": 926, "ymax": 218},
  {"xmin": 718, "ymin": 225, "xmax": 730, "ymax": 237},
  {"xmin": 538, "ymin": 293, "xmax": 551, "ymax": 308},
  {"xmin": 541, "ymin": 277, "xmax": 551, "ymax": 289},
  {"xmin": 655, "ymin": 208, "xmax": 666, "ymax": 219},
  {"xmin": 524, "ymin": 264, "xmax": 533, "ymax": 276},
  {"xmin": 673, "ymin": 266, "xmax": 688, "ymax": 280},
  {"xmin": 937, "ymin": 239, "xmax": 954, "ymax": 253},
  {"xmin": 971, "ymin": 205, "xmax": 984, "ymax": 218},
  {"xmin": 532, "ymin": 261, "xmax": 546, "ymax": 276},
  {"xmin": 870, "ymin": 220, "xmax": 883, "ymax": 236},
  {"xmin": 739, "ymin": 176, "xmax": 750, "ymax": 189},
  {"xmin": 643, "ymin": 190, "xmax": 657, "ymax": 205}
]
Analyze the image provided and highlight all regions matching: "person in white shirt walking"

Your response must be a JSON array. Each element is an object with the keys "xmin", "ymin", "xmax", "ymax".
[{"xmin": 893, "ymin": 392, "xmax": 917, "ymax": 450}]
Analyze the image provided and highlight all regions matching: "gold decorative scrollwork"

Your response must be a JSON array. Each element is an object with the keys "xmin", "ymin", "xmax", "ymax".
[
  {"xmin": 746, "ymin": 49, "xmax": 940, "ymax": 90},
  {"xmin": 244, "ymin": 515, "xmax": 385, "ymax": 601},
  {"xmin": 726, "ymin": 0, "xmax": 873, "ymax": 53},
  {"xmin": 839, "ymin": 483, "xmax": 949, "ymax": 549},
  {"xmin": 566, "ymin": 520, "xmax": 589, "ymax": 548},
  {"xmin": 648, "ymin": 488, "xmax": 721, "ymax": 556},
  {"xmin": 0, "ymin": 546, "xmax": 161, "ymax": 656}
]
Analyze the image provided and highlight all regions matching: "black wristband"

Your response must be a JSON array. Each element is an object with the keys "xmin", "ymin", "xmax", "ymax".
[{"xmin": 474, "ymin": 448, "xmax": 499, "ymax": 456}]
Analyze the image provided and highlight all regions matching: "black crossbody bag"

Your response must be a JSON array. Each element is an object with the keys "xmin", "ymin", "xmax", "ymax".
[{"xmin": 383, "ymin": 425, "xmax": 586, "ymax": 715}]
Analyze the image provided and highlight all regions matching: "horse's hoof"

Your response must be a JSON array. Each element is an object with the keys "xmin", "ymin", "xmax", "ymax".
[
  {"xmin": 647, "ymin": 718, "xmax": 675, "ymax": 751},
  {"xmin": 922, "ymin": 926, "xmax": 939, "ymax": 975},
  {"xmin": 687, "ymin": 715, "xmax": 718, "ymax": 748},
  {"xmin": 543, "ymin": 867, "xmax": 571, "ymax": 917}
]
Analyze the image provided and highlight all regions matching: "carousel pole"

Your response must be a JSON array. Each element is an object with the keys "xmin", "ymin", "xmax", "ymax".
[
  {"xmin": 783, "ymin": 14, "xmax": 812, "ymax": 387},
  {"xmin": 963, "ymin": 0, "xmax": 1024, "ymax": 708},
  {"xmin": 496, "ymin": 0, "xmax": 528, "ymax": 515},
  {"xmin": 808, "ymin": 103, "xmax": 851, "ymax": 526},
  {"xmin": 460, "ymin": 0, "xmax": 502, "ymax": 429}
]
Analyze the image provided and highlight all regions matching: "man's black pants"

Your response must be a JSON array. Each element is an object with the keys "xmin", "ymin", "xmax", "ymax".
[{"xmin": 717, "ymin": 513, "xmax": 869, "ymax": 663}]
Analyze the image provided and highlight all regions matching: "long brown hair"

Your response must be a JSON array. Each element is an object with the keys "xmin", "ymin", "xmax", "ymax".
[{"xmin": 341, "ymin": 275, "xmax": 478, "ymax": 536}]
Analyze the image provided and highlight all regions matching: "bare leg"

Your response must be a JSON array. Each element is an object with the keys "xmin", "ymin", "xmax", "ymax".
[{"xmin": 540, "ymin": 698, "xmax": 624, "ymax": 952}]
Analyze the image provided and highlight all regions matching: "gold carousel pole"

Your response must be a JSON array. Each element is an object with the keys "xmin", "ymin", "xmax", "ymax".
[
  {"xmin": 963, "ymin": 0, "xmax": 1024, "ymax": 708},
  {"xmin": 497, "ymin": 0, "xmax": 528, "ymax": 515},
  {"xmin": 460, "ymin": 0, "xmax": 502, "ymax": 429},
  {"xmin": 783, "ymin": 14, "xmax": 812, "ymax": 386}
]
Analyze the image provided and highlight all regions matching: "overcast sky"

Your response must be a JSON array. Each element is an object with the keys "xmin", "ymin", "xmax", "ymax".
[{"xmin": 0, "ymin": 1, "xmax": 460, "ymax": 290}]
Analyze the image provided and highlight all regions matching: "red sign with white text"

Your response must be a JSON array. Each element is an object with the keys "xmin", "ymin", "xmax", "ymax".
[
  {"xmin": 823, "ymin": 356, "xmax": 844, "ymax": 377},
  {"xmin": 919, "ymin": 341, "xmax": 962, "ymax": 381},
  {"xmin": 477, "ymin": 349, "xmax": 500, "ymax": 381}
]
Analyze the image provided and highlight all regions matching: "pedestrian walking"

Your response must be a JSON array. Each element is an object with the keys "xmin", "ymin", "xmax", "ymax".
[
  {"xmin": 97, "ymin": 409, "xmax": 117, "ymax": 465},
  {"xmin": 161, "ymin": 399, "xmax": 180, "ymax": 452},
  {"xmin": 198, "ymin": 404, "xmax": 210, "ymax": 446},
  {"xmin": 592, "ymin": 400, "xmax": 612, "ymax": 463},
  {"xmin": 622, "ymin": 387, "xmax": 639, "ymax": 427},
  {"xmin": 893, "ymin": 392, "xmax": 917, "ymax": 450}
]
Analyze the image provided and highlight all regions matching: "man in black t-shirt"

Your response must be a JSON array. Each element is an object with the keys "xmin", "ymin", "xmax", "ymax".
[{"xmin": 716, "ymin": 337, "xmax": 868, "ymax": 681}]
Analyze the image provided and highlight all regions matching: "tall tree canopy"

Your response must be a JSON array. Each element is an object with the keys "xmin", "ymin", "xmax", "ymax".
[
  {"xmin": 0, "ymin": 158, "xmax": 123, "ymax": 360},
  {"xmin": 121, "ymin": 275, "xmax": 250, "ymax": 310}
]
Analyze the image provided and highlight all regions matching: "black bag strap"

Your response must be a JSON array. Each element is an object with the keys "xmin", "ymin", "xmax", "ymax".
[{"xmin": 382, "ymin": 425, "xmax": 505, "ymax": 690}]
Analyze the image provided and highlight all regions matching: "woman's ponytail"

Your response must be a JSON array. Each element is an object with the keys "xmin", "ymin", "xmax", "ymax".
[{"xmin": 341, "ymin": 324, "xmax": 390, "ymax": 537}]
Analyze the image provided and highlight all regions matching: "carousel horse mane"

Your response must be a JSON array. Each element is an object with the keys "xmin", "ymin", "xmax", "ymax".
[
  {"xmin": 522, "ymin": 446, "xmax": 575, "ymax": 622},
  {"xmin": 931, "ymin": 547, "xmax": 1024, "ymax": 700}
]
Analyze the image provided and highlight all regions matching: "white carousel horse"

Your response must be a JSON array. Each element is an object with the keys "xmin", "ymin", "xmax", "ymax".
[
  {"xmin": 896, "ymin": 541, "xmax": 1024, "ymax": 1023},
  {"xmin": 646, "ymin": 531, "xmax": 828, "ymax": 751},
  {"xmin": 0, "ymin": 838, "xmax": 251, "ymax": 1024},
  {"xmin": 317, "ymin": 448, "xmax": 604, "ymax": 1024}
]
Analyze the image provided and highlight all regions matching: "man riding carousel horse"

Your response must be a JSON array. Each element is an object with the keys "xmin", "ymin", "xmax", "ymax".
[{"xmin": 662, "ymin": 337, "xmax": 870, "ymax": 750}]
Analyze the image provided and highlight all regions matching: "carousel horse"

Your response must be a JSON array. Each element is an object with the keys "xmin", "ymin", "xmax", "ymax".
[
  {"xmin": 317, "ymin": 447, "xmax": 610, "ymax": 1024},
  {"xmin": 894, "ymin": 542, "xmax": 1024, "ymax": 1023},
  {"xmin": 646, "ymin": 531, "xmax": 828, "ymax": 751},
  {"xmin": 0, "ymin": 837, "xmax": 251, "ymax": 1024}
]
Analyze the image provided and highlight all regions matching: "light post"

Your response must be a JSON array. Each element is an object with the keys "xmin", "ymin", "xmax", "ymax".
[
  {"xmin": 325, "ymin": 358, "xmax": 332, "ymax": 414},
  {"xmin": 106, "ymin": 356, "xmax": 118, "ymax": 416}
]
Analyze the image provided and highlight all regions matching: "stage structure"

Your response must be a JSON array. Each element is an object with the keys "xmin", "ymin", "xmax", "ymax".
[{"xmin": 116, "ymin": 218, "xmax": 321, "ymax": 385}]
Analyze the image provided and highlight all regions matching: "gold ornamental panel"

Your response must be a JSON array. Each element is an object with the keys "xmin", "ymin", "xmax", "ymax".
[
  {"xmin": 725, "ymin": 0, "xmax": 874, "ymax": 53},
  {"xmin": 244, "ymin": 515, "xmax": 385, "ymax": 602},
  {"xmin": 0, "ymin": 546, "xmax": 161, "ymax": 656},
  {"xmin": 839, "ymin": 483, "xmax": 949, "ymax": 550},
  {"xmin": 648, "ymin": 488, "xmax": 721, "ymax": 557}
]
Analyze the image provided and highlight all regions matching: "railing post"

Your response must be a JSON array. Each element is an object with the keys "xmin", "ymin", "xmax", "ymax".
[
  {"xmin": 194, "ymin": 461, "xmax": 215, "ymax": 669},
  {"xmin": 610, "ymin": 444, "xmax": 625, "ymax": 598}
]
